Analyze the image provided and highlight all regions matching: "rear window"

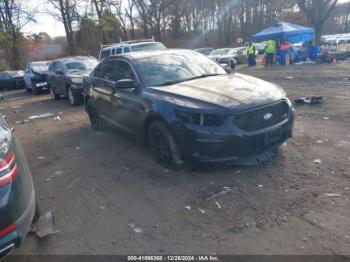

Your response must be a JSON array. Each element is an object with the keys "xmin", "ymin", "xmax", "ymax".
[
  {"xmin": 100, "ymin": 49, "xmax": 111, "ymax": 60},
  {"xmin": 131, "ymin": 43, "xmax": 166, "ymax": 52}
]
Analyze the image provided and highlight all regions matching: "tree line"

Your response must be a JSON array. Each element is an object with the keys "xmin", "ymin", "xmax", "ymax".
[{"xmin": 1, "ymin": 0, "xmax": 349, "ymax": 69}]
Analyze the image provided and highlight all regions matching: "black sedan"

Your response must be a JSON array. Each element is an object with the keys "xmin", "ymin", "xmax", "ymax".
[
  {"xmin": 47, "ymin": 56, "xmax": 98, "ymax": 106},
  {"xmin": 0, "ymin": 112, "xmax": 36, "ymax": 259},
  {"xmin": 0, "ymin": 71, "xmax": 25, "ymax": 90},
  {"xmin": 84, "ymin": 50, "xmax": 294, "ymax": 168}
]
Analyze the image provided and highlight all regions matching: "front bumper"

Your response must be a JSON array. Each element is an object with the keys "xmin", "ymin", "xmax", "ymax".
[
  {"xmin": 70, "ymin": 84, "xmax": 84, "ymax": 95},
  {"xmin": 171, "ymin": 112, "xmax": 294, "ymax": 163}
]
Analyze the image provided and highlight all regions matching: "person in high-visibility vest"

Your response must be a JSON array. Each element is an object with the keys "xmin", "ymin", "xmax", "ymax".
[
  {"xmin": 265, "ymin": 39, "xmax": 276, "ymax": 67},
  {"xmin": 246, "ymin": 42, "xmax": 256, "ymax": 66}
]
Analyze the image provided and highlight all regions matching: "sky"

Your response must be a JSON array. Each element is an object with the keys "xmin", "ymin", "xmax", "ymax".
[
  {"xmin": 22, "ymin": 0, "xmax": 350, "ymax": 39},
  {"xmin": 22, "ymin": 0, "xmax": 67, "ymax": 37}
]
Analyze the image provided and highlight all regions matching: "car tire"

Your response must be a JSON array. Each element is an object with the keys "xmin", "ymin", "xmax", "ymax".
[
  {"xmin": 87, "ymin": 99, "xmax": 104, "ymax": 131},
  {"xmin": 148, "ymin": 121, "xmax": 184, "ymax": 169},
  {"xmin": 32, "ymin": 85, "xmax": 40, "ymax": 95},
  {"xmin": 50, "ymin": 85, "xmax": 60, "ymax": 100},
  {"xmin": 68, "ymin": 87, "xmax": 82, "ymax": 106},
  {"xmin": 25, "ymin": 82, "xmax": 32, "ymax": 92}
]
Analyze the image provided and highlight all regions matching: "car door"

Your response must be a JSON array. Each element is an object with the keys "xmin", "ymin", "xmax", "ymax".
[
  {"xmin": 55, "ymin": 61, "xmax": 66, "ymax": 94},
  {"xmin": 2, "ymin": 73, "xmax": 15, "ymax": 89},
  {"xmin": 90, "ymin": 61, "xmax": 115, "ymax": 121},
  {"xmin": 0, "ymin": 73, "xmax": 4, "ymax": 90},
  {"xmin": 23, "ymin": 64, "xmax": 31, "ymax": 88},
  {"xmin": 109, "ymin": 59, "xmax": 146, "ymax": 135},
  {"xmin": 47, "ymin": 61, "xmax": 57, "ymax": 89}
]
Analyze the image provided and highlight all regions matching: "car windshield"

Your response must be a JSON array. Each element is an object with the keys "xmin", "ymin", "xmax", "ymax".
[
  {"xmin": 131, "ymin": 43, "xmax": 166, "ymax": 52},
  {"xmin": 32, "ymin": 62, "xmax": 50, "ymax": 71},
  {"xmin": 135, "ymin": 52, "xmax": 227, "ymax": 87},
  {"xmin": 7, "ymin": 71, "xmax": 23, "ymax": 77},
  {"xmin": 228, "ymin": 48, "xmax": 245, "ymax": 55},
  {"xmin": 65, "ymin": 59, "xmax": 98, "ymax": 71},
  {"xmin": 209, "ymin": 48, "xmax": 231, "ymax": 56}
]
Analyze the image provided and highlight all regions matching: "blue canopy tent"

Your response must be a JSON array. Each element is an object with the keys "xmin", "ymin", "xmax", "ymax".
[{"xmin": 252, "ymin": 22, "xmax": 315, "ymax": 43}]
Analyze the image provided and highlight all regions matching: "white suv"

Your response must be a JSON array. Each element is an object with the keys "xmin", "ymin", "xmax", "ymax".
[{"xmin": 99, "ymin": 39, "xmax": 166, "ymax": 60}]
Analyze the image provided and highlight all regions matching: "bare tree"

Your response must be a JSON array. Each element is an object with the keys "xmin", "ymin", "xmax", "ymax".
[
  {"xmin": 46, "ymin": 0, "xmax": 82, "ymax": 54},
  {"xmin": 298, "ymin": 0, "xmax": 339, "ymax": 43},
  {"xmin": 0, "ymin": 0, "xmax": 35, "ymax": 69}
]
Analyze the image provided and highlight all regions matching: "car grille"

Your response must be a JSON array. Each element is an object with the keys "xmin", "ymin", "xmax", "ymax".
[{"xmin": 233, "ymin": 101, "xmax": 288, "ymax": 131}]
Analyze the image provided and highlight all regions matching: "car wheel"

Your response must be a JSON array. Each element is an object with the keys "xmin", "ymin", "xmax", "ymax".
[
  {"xmin": 87, "ymin": 99, "xmax": 104, "ymax": 131},
  {"xmin": 25, "ymin": 82, "xmax": 32, "ymax": 92},
  {"xmin": 50, "ymin": 85, "xmax": 60, "ymax": 100},
  {"xmin": 148, "ymin": 121, "xmax": 184, "ymax": 169},
  {"xmin": 32, "ymin": 85, "xmax": 40, "ymax": 95},
  {"xmin": 68, "ymin": 87, "xmax": 82, "ymax": 106}
]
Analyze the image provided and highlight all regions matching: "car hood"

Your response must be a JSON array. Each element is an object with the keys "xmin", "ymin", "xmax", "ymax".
[
  {"xmin": 146, "ymin": 73, "xmax": 286, "ymax": 112},
  {"xmin": 66, "ymin": 70, "xmax": 91, "ymax": 78}
]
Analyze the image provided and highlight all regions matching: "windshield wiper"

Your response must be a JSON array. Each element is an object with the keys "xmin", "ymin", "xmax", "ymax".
[{"xmin": 155, "ymin": 74, "xmax": 223, "ymax": 87}]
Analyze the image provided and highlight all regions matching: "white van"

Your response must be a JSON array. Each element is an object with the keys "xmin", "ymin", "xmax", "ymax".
[{"xmin": 99, "ymin": 39, "xmax": 166, "ymax": 60}]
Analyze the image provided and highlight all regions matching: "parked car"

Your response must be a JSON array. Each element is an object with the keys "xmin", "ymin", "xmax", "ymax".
[
  {"xmin": 227, "ymin": 47, "xmax": 248, "ymax": 64},
  {"xmin": 99, "ymin": 39, "xmax": 167, "ymax": 60},
  {"xmin": 0, "ymin": 111, "xmax": 36, "ymax": 259},
  {"xmin": 23, "ymin": 61, "xmax": 51, "ymax": 94},
  {"xmin": 194, "ymin": 47, "xmax": 214, "ymax": 56},
  {"xmin": 0, "ymin": 71, "xmax": 25, "ymax": 90},
  {"xmin": 253, "ymin": 43, "xmax": 266, "ymax": 55},
  {"xmin": 84, "ymin": 50, "xmax": 294, "ymax": 168},
  {"xmin": 208, "ymin": 48, "xmax": 232, "ymax": 60},
  {"xmin": 209, "ymin": 47, "xmax": 247, "ymax": 67},
  {"xmin": 47, "ymin": 56, "xmax": 98, "ymax": 106}
]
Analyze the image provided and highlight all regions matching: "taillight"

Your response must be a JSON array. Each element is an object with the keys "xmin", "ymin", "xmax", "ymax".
[
  {"xmin": 0, "ymin": 152, "xmax": 18, "ymax": 187},
  {"xmin": 0, "ymin": 224, "xmax": 16, "ymax": 238}
]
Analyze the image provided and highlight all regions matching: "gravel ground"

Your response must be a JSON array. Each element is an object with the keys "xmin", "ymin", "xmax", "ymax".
[{"xmin": 1, "ymin": 63, "xmax": 349, "ymax": 255}]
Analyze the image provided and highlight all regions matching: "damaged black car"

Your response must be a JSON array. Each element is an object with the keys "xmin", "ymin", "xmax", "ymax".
[{"xmin": 84, "ymin": 50, "xmax": 294, "ymax": 168}]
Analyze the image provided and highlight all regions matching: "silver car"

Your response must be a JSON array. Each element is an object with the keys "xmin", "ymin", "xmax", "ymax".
[{"xmin": 23, "ymin": 61, "xmax": 51, "ymax": 94}]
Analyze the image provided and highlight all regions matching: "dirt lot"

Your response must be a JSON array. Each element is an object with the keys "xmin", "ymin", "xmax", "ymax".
[{"xmin": 1, "ymin": 64, "xmax": 350, "ymax": 255}]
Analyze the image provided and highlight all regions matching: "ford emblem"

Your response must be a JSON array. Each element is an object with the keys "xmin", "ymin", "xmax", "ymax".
[{"xmin": 264, "ymin": 113, "xmax": 273, "ymax": 120}]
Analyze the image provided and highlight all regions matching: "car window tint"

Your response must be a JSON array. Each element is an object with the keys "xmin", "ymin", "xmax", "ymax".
[
  {"xmin": 116, "ymin": 48, "xmax": 122, "ymax": 54},
  {"xmin": 2, "ymin": 73, "xmax": 10, "ymax": 79},
  {"xmin": 124, "ymin": 47, "xmax": 131, "ymax": 53},
  {"xmin": 49, "ymin": 62, "xmax": 56, "ymax": 71},
  {"xmin": 100, "ymin": 49, "xmax": 110, "ymax": 60},
  {"xmin": 110, "ymin": 60, "xmax": 135, "ymax": 82},
  {"xmin": 56, "ymin": 62, "xmax": 64, "ymax": 72},
  {"xmin": 94, "ymin": 62, "xmax": 113, "ymax": 81},
  {"xmin": 111, "ymin": 49, "xmax": 116, "ymax": 55}
]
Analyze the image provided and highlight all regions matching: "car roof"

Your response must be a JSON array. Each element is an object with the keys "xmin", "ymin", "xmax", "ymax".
[
  {"xmin": 31, "ymin": 61, "xmax": 51, "ymax": 64},
  {"xmin": 56, "ymin": 56, "xmax": 96, "ymax": 63},
  {"xmin": 101, "ymin": 41, "xmax": 161, "ymax": 51},
  {"xmin": 106, "ymin": 49, "xmax": 196, "ymax": 61}
]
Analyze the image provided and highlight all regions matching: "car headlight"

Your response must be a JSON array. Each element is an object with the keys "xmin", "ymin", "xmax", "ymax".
[
  {"xmin": 0, "ymin": 126, "xmax": 11, "ymax": 154},
  {"xmin": 175, "ymin": 110, "xmax": 201, "ymax": 125},
  {"xmin": 175, "ymin": 110, "xmax": 226, "ymax": 127},
  {"xmin": 70, "ymin": 77, "xmax": 84, "ymax": 84},
  {"xmin": 285, "ymin": 97, "xmax": 292, "ymax": 107}
]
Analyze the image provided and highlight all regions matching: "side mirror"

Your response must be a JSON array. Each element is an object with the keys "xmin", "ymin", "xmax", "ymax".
[
  {"xmin": 115, "ymin": 79, "xmax": 138, "ymax": 89},
  {"xmin": 55, "ymin": 70, "xmax": 64, "ymax": 75},
  {"xmin": 220, "ymin": 63, "xmax": 233, "ymax": 74}
]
